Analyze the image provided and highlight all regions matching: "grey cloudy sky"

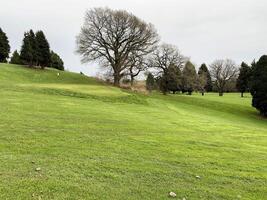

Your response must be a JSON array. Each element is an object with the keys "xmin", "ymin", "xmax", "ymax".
[{"xmin": 1, "ymin": 0, "xmax": 267, "ymax": 76}]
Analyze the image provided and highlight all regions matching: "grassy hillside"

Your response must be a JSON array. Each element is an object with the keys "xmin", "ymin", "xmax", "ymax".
[{"xmin": 0, "ymin": 63, "xmax": 266, "ymax": 200}]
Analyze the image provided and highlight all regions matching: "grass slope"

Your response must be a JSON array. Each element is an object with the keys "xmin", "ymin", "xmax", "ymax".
[{"xmin": 0, "ymin": 63, "xmax": 266, "ymax": 200}]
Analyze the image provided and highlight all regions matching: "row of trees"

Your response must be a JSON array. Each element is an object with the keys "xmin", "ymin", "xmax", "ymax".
[
  {"xmin": 146, "ymin": 60, "xmax": 212, "ymax": 96},
  {"xmin": 76, "ymin": 7, "xmax": 267, "ymax": 117},
  {"xmin": 75, "ymin": 8, "xmax": 235, "ymax": 96},
  {"xmin": 145, "ymin": 44, "xmax": 214, "ymax": 95},
  {"xmin": 0, "ymin": 28, "xmax": 64, "ymax": 70}
]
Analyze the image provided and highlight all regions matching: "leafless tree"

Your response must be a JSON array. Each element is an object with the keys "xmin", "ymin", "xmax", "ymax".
[
  {"xmin": 148, "ymin": 43, "xmax": 187, "ymax": 76},
  {"xmin": 124, "ymin": 52, "xmax": 148, "ymax": 86},
  {"xmin": 210, "ymin": 59, "xmax": 238, "ymax": 96},
  {"xmin": 76, "ymin": 8, "xmax": 159, "ymax": 86}
]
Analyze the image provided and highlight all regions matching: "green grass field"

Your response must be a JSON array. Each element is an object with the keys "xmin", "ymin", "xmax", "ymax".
[{"xmin": 0, "ymin": 63, "xmax": 266, "ymax": 200}]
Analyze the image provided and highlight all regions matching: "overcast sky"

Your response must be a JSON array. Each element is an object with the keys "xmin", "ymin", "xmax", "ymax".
[{"xmin": 1, "ymin": 0, "xmax": 267, "ymax": 76}]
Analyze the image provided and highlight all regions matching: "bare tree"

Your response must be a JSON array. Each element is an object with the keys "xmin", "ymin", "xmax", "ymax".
[
  {"xmin": 210, "ymin": 59, "xmax": 238, "ymax": 96},
  {"xmin": 125, "ymin": 52, "xmax": 148, "ymax": 86},
  {"xmin": 149, "ymin": 44, "xmax": 186, "ymax": 75},
  {"xmin": 76, "ymin": 8, "xmax": 159, "ymax": 86}
]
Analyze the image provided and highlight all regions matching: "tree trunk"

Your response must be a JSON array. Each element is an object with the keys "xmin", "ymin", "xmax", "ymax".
[
  {"xmin": 219, "ymin": 92, "xmax": 223, "ymax": 96},
  {"xmin": 202, "ymin": 92, "xmax": 204, "ymax": 96},
  {"xmin": 241, "ymin": 92, "xmax": 244, "ymax": 98},
  {"xmin": 172, "ymin": 91, "xmax": 175, "ymax": 94},
  {"xmin": 130, "ymin": 75, "xmax": 134, "ymax": 87},
  {"xmin": 113, "ymin": 74, "xmax": 120, "ymax": 86}
]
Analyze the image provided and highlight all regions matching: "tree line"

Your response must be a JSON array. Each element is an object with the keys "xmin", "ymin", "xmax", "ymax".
[
  {"xmin": 76, "ymin": 7, "xmax": 267, "ymax": 117},
  {"xmin": 0, "ymin": 28, "xmax": 64, "ymax": 70}
]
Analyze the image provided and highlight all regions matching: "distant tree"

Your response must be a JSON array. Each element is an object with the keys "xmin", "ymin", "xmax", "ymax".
[
  {"xmin": 149, "ymin": 44, "xmax": 186, "ymax": 94},
  {"xmin": 127, "ymin": 53, "xmax": 147, "ymax": 86},
  {"xmin": 158, "ymin": 74, "xmax": 168, "ymax": 95},
  {"xmin": 77, "ymin": 8, "xmax": 159, "ymax": 86},
  {"xmin": 198, "ymin": 63, "xmax": 212, "ymax": 92},
  {"xmin": 50, "ymin": 51, "xmax": 64, "ymax": 71},
  {"xmin": 10, "ymin": 50, "xmax": 22, "ymax": 65},
  {"xmin": 35, "ymin": 30, "xmax": 51, "ymax": 68},
  {"xmin": 149, "ymin": 43, "xmax": 186, "ymax": 75},
  {"xmin": 210, "ymin": 59, "xmax": 238, "ymax": 96},
  {"xmin": 0, "ymin": 28, "xmax": 10, "ymax": 62},
  {"xmin": 236, "ymin": 62, "xmax": 251, "ymax": 97},
  {"xmin": 28, "ymin": 30, "xmax": 37, "ymax": 65},
  {"xmin": 250, "ymin": 55, "xmax": 267, "ymax": 117},
  {"xmin": 166, "ymin": 64, "xmax": 182, "ymax": 94},
  {"xmin": 20, "ymin": 32, "xmax": 34, "ymax": 66},
  {"xmin": 198, "ymin": 71, "xmax": 207, "ymax": 96},
  {"xmin": 146, "ymin": 72, "xmax": 155, "ymax": 92},
  {"xmin": 182, "ymin": 61, "xmax": 197, "ymax": 95},
  {"xmin": 225, "ymin": 78, "xmax": 238, "ymax": 93}
]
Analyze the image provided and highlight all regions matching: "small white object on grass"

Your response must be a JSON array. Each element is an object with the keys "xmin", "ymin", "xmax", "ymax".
[
  {"xmin": 196, "ymin": 175, "xmax": 201, "ymax": 179},
  {"xmin": 169, "ymin": 192, "xmax": 177, "ymax": 197},
  {"xmin": 35, "ymin": 167, "xmax": 41, "ymax": 171},
  {"xmin": 57, "ymin": 73, "xmax": 60, "ymax": 76}
]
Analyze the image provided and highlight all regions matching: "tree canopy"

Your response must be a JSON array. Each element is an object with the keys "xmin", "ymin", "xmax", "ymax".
[
  {"xmin": 198, "ymin": 63, "xmax": 212, "ymax": 92},
  {"xmin": 20, "ymin": 31, "xmax": 34, "ymax": 66},
  {"xmin": 182, "ymin": 61, "xmax": 197, "ymax": 95},
  {"xmin": 250, "ymin": 55, "xmax": 267, "ymax": 117},
  {"xmin": 210, "ymin": 59, "xmax": 238, "ymax": 96},
  {"xmin": 10, "ymin": 50, "xmax": 22, "ymax": 65},
  {"xmin": 77, "ymin": 8, "xmax": 159, "ymax": 86},
  {"xmin": 50, "ymin": 51, "xmax": 64, "ymax": 71},
  {"xmin": 0, "ymin": 28, "xmax": 10, "ymax": 62},
  {"xmin": 35, "ymin": 31, "xmax": 51, "ymax": 68},
  {"xmin": 236, "ymin": 62, "xmax": 251, "ymax": 97}
]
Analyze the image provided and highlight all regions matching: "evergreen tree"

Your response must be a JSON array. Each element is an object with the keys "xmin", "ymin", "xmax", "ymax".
[
  {"xmin": 20, "ymin": 32, "xmax": 34, "ymax": 66},
  {"xmin": 198, "ymin": 63, "xmax": 212, "ymax": 92},
  {"xmin": 50, "ymin": 51, "xmax": 64, "ymax": 70},
  {"xmin": 250, "ymin": 55, "xmax": 267, "ymax": 117},
  {"xmin": 35, "ymin": 31, "xmax": 50, "ymax": 68},
  {"xmin": 198, "ymin": 71, "xmax": 207, "ymax": 96},
  {"xmin": 28, "ymin": 30, "xmax": 37, "ymax": 65},
  {"xmin": 0, "ymin": 28, "xmax": 10, "ymax": 62},
  {"xmin": 236, "ymin": 62, "xmax": 251, "ymax": 97},
  {"xmin": 146, "ymin": 73, "xmax": 155, "ymax": 92},
  {"xmin": 158, "ymin": 74, "xmax": 168, "ymax": 95},
  {"xmin": 10, "ymin": 50, "xmax": 22, "ymax": 65},
  {"xmin": 166, "ymin": 64, "xmax": 182, "ymax": 94},
  {"xmin": 182, "ymin": 61, "xmax": 197, "ymax": 95}
]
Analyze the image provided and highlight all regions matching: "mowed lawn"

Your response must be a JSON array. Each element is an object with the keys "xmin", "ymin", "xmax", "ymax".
[{"xmin": 0, "ymin": 63, "xmax": 266, "ymax": 200}]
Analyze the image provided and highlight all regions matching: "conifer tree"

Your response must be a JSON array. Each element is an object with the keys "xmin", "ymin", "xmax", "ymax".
[
  {"xmin": 20, "ymin": 32, "xmax": 34, "ymax": 66},
  {"xmin": 166, "ymin": 64, "xmax": 182, "ymax": 94},
  {"xmin": 35, "ymin": 31, "xmax": 50, "ymax": 68},
  {"xmin": 0, "ymin": 28, "xmax": 10, "ymax": 62},
  {"xmin": 236, "ymin": 62, "xmax": 251, "ymax": 97},
  {"xmin": 250, "ymin": 55, "xmax": 267, "ymax": 117},
  {"xmin": 198, "ymin": 63, "xmax": 212, "ymax": 92},
  {"xmin": 182, "ymin": 61, "xmax": 197, "ymax": 95},
  {"xmin": 29, "ymin": 30, "xmax": 37, "ymax": 65},
  {"xmin": 50, "ymin": 51, "xmax": 64, "ymax": 71},
  {"xmin": 10, "ymin": 50, "xmax": 22, "ymax": 65}
]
